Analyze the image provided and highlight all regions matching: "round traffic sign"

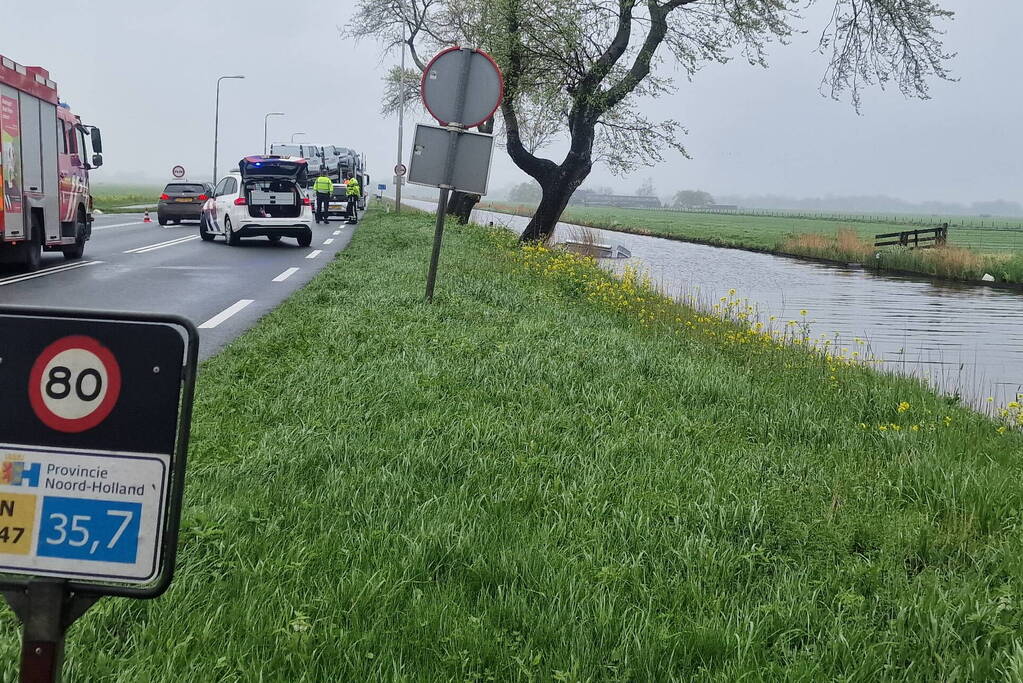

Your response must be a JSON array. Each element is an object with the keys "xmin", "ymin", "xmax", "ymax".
[
  {"xmin": 421, "ymin": 47, "xmax": 503, "ymax": 129},
  {"xmin": 28, "ymin": 335, "xmax": 122, "ymax": 433},
  {"xmin": 172, "ymin": 165, "xmax": 186, "ymax": 179},
  {"xmin": 394, "ymin": 163, "xmax": 407, "ymax": 177}
]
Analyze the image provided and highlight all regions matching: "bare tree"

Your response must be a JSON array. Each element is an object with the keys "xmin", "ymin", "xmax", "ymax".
[
  {"xmin": 346, "ymin": 0, "xmax": 954, "ymax": 241},
  {"xmin": 636, "ymin": 178, "xmax": 656, "ymax": 196},
  {"xmin": 673, "ymin": 189, "xmax": 714, "ymax": 208}
]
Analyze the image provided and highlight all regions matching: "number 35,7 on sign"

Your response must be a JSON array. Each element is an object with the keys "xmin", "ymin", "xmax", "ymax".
[{"xmin": 29, "ymin": 335, "xmax": 122, "ymax": 434}]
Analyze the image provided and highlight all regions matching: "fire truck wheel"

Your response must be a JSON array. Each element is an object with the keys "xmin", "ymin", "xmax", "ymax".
[
  {"xmin": 23, "ymin": 232, "xmax": 42, "ymax": 271},
  {"xmin": 225, "ymin": 217, "xmax": 240, "ymax": 246},
  {"xmin": 62, "ymin": 239, "xmax": 85, "ymax": 260},
  {"xmin": 199, "ymin": 214, "xmax": 215, "ymax": 241},
  {"xmin": 62, "ymin": 213, "xmax": 87, "ymax": 260}
]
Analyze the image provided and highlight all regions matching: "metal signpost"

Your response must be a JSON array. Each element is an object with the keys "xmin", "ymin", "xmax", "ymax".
[
  {"xmin": 408, "ymin": 124, "xmax": 494, "ymax": 195},
  {"xmin": 171, "ymin": 165, "xmax": 185, "ymax": 179},
  {"xmin": 0, "ymin": 308, "xmax": 198, "ymax": 682},
  {"xmin": 414, "ymin": 47, "xmax": 503, "ymax": 302}
]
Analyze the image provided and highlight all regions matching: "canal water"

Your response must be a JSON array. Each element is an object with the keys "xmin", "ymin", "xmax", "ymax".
[{"xmin": 410, "ymin": 200, "xmax": 1022, "ymax": 409}]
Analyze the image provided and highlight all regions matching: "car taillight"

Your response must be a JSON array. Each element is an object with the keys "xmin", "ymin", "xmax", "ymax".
[
  {"xmin": 198, "ymin": 194, "xmax": 208, "ymax": 201},
  {"xmin": 234, "ymin": 197, "xmax": 247, "ymax": 206},
  {"xmin": 160, "ymin": 193, "xmax": 169, "ymax": 200},
  {"xmin": 302, "ymin": 196, "xmax": 311, "ymax": 205}
]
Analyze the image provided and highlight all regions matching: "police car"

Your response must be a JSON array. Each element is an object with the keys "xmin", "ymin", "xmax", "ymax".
[{"xmin": 199, "ymin": 156, "xmax": 314, "ymax": 246}]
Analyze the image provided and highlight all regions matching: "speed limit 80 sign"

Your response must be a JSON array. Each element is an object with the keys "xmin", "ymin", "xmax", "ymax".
[
  {"xmin": 29, "ymin": 335, "xmax": 122, "ymax": 433},
  {"xmin": 0, "ymin": 308, "xmax": 197, "ymax": 598}
]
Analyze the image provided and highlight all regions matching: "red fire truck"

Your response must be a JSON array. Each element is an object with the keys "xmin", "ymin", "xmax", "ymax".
[{"xmin": 0, "ymin": 54, "xmax": 103, "ymax": 270}]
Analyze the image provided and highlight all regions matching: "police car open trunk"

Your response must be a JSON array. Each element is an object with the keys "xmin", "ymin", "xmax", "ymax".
[{"xmin": 238, "ymin": 156, "xmax": 307, "ymax": 219}]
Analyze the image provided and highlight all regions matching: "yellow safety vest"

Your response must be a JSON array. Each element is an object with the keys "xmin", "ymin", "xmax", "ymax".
[
  {"xmin": 313, "ymin": 176, "xmax": 333, "ymax": 194},
  {"xmin": 346, "ymin": 179, "xmax": 360, "ymax": 196}
]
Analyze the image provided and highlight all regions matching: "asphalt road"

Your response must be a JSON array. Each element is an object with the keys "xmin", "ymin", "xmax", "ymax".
[{"xmin": 0, "ymin": 213, "xmax": 356, "ymax": 360}]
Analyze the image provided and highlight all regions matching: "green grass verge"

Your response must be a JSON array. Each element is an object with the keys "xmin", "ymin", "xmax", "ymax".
[{"xmin": 16, "ymin": 208, "xmax": 1023, "ymax": 680}]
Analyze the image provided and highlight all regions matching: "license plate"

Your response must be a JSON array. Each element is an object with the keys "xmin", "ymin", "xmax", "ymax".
[
  {"xmin": 329, "ymin": 203, "xmax": 344, "ymax": 210},
  {"xmin": 174, "ymin": 198, "xmax": 192, "ymax": 203}
]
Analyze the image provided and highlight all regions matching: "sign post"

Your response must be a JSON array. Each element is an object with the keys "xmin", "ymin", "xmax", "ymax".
[
  {"xmin": 0, "ymin": 307, "xmax": 198, "ymax": 682},
  {"xmin": 416, "ymin": 47, "xmax": 503, "ymax": 302}
]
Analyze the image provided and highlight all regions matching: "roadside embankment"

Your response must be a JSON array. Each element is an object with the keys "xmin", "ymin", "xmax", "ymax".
[
  {"xmin": 43, "ymin": 208, "xmax": 1023, "ymax": 680},
  {"xmin": 478, "ymin": 201, "xmax": 1023, "ymax": 286}
]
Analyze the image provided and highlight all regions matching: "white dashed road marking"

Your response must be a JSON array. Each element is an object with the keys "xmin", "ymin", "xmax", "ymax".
[
  {"xmin": 323, "ymin": 238, "xmax": 334, "ymax": 245},
  {"xmin": 272, "ymin": 267, "xmax": 300, "ymax": 282},
  {"xmin": 198, "ymin": 299, "xmax": 254, "ymax": 329},
  {"xmin": 305, "ymin": 250, "xmax": 322, "ymax": 259}
]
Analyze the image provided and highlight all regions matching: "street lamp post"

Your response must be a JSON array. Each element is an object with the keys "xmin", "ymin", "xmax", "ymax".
[
  {"xmin": 396, "ymin": 27, "xmax": 407, "ymax": 214},
  {"xmin": 264, "ymin": 112, "xmax": 285, "ymax": 154},
  {"xmin": 213, "ymin": 75, "xmax": 245, "ymax": 185},
  {"xmin": 290, "ymin": 132, "xmax": 307, "ymax": 143}
]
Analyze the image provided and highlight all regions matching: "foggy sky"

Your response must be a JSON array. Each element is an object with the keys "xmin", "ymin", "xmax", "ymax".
[{"xmin": 1, "ymin": 0, "xmax": 1016, "ymax": 205}]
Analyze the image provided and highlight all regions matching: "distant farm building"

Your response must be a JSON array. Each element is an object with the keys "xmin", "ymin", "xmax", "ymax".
[{"xmin": 571, "ymin": 194, "xmax": 662, "ymax": 209}]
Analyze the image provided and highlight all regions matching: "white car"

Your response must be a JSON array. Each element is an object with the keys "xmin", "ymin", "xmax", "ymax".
[{"xmin": 200, "ymin": 156, "xmax": 313, "ymax": 246}]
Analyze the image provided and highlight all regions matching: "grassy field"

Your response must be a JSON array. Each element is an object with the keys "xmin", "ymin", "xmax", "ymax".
[
  {"xmin": 482, "ymin": 202, "xmax": 1023, "ymax": 283},
  {"xmin": 485, "ymin": 203, "xmax": 1023, "ymax": 254},
  {"xmin": 651, "ymin": 208, "xmax": 1023, "ymax": 231},
  {"xmin": 91, "ymin": 183, "xmax": 162, "ymax": 212},
  {"xmin": 14, "ymin": 207, "xmax": 1023, "ymax": 680}
]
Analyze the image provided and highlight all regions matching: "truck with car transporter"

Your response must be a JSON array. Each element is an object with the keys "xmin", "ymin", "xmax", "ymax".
[{"xmin": 0, "ymin": 54, "xmax": 103, "ymax": 270}]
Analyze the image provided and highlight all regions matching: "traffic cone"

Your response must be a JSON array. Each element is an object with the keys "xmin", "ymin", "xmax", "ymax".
[{"xmin": 143, "ymin": 211, "xmax": 152, "ymax": 224}]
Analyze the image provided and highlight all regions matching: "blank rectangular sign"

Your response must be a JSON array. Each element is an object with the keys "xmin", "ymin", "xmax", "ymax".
[{"xmin": 407, "ymin": 124, "xmax": 494, "ymax": 195}]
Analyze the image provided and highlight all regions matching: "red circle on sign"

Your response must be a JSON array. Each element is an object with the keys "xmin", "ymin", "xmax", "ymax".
[
  {"xmin": 172, "ymin": 165, "xmax": 186, "ymax": 178},
  {"xmin": 28, "ymin": 335, "xmax": 122, "ymax": 433},
  {"xmin": 419, "ymin": 46, "xmax": 504, "ymax": 130}
]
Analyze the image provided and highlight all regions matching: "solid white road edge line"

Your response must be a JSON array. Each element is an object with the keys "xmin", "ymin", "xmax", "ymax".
[
  {"xmin": 305, "ymin": 250, "xmax": 322, "ymax": 259},
  {"xmin": 323, "ymin": 238, "xmax": 334, "ymax": 245},
  {"xmin": 92, "ymin": 221, "xmax": 144, "ymax": 231},
  {"xmin": 198, "ymin": 299, "xmax": 254, "ymax": 329},
  {"xmin": 135, "ymin": 235, "xmax": 200, "ymax": 252},
  {"xmin": 125, "ymin": 235, "xmax": 199, "ymax": 254},
  {"xmin": 0, "ymin": 260, "xmax": 101, "ymax": 287},
  {"xmin": 272, "ymin": 267, "xmax": 300, "ymax": 282}
]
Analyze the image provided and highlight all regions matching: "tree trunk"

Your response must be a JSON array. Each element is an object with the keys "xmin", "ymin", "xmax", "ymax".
[
  {"xmin": 518, "ymin": 158, "xmax": 591, "ymax": 243},
  {"xmin": 446, "ymin": 190, "xmax": 481, "ymax": 224}
]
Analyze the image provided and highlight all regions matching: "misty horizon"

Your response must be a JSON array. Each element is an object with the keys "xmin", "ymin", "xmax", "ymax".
[{"xmin": 3, "ymin": 1, "xmax": 1018, "ymax": 210}]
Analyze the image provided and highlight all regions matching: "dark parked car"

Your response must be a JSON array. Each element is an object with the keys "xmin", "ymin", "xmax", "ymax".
[{"xmin": 157, "ymin": 182, "xmax": 213, "ymax": 225}]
